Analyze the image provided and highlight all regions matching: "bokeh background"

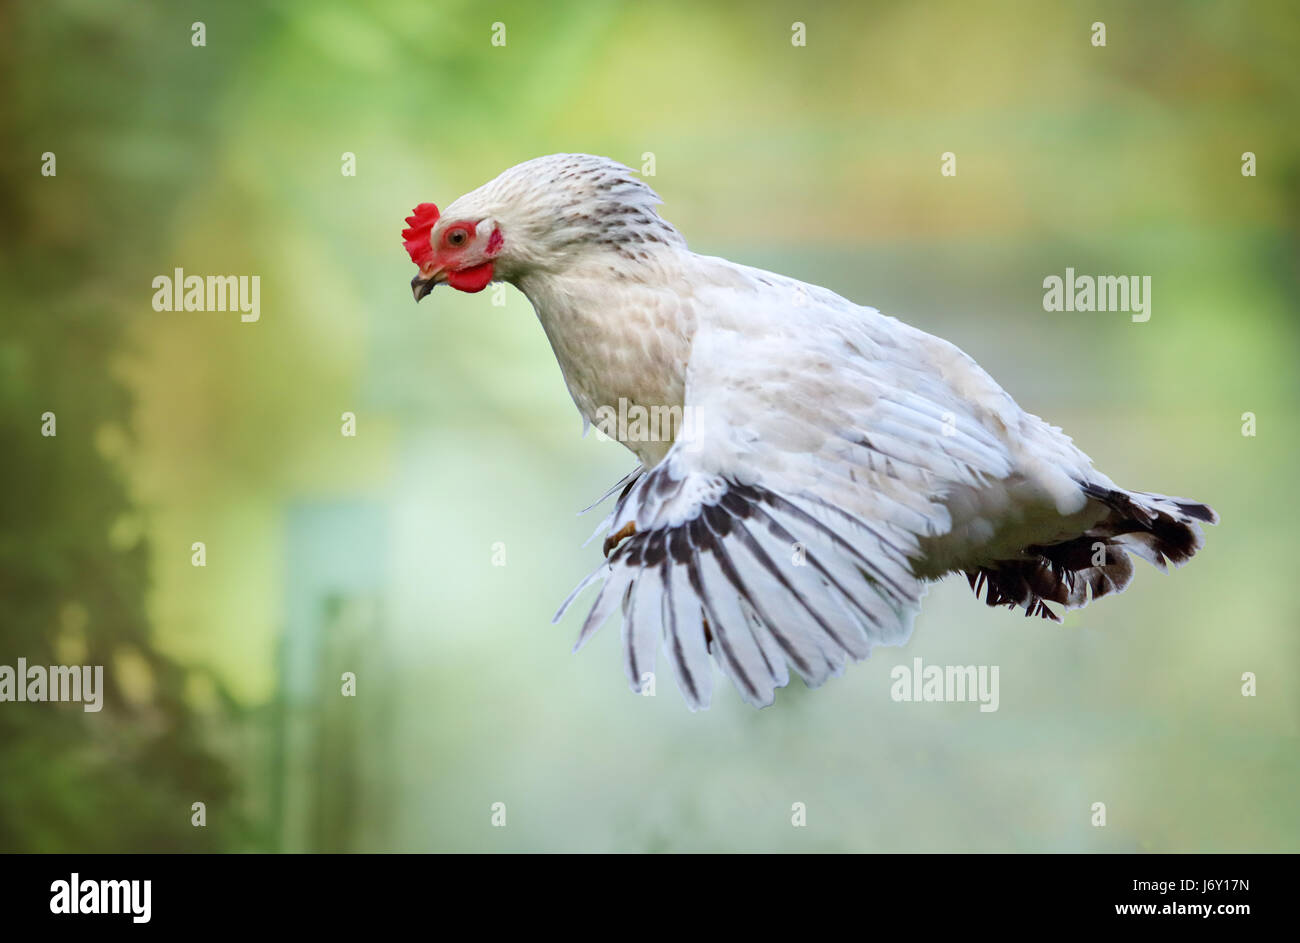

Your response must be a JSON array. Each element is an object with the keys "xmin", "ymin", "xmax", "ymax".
[{"xmin": 2, "ymin": 0, "xmax": 1298, "ymax": 852}]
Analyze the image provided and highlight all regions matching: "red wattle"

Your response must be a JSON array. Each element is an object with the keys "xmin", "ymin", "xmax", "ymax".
[{"xmin": 447, "ymin": 262, "xmax": 494, "ymax": 293}]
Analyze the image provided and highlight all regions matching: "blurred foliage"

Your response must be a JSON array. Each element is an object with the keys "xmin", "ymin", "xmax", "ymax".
[
  {"xmin": 0, "ymin": 0, "xmax": 264, "ymax": 851},
  {"xmin": 1, "ymin": 0, "xmax": 1298, "ymax": 851}
]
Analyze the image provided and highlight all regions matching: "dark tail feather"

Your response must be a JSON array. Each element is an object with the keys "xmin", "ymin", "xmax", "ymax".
[
  {"xmin": 1079, "ymin": 483, "xmax": 1219, "ymax": 567},
  {"xmin": 964, "ymin": 484, "xmax": 1217, "ymax": 621}
]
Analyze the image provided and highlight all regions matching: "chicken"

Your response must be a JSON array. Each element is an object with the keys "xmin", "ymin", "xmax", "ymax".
[{"xmin": 402, "ymin": 153, "xmax": 1218, "ymax": 710}]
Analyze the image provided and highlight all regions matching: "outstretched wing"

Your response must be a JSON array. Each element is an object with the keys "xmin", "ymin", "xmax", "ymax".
[{"xmin": 556, "ymin": 266, "xmax": 1019, "ymax": 709}]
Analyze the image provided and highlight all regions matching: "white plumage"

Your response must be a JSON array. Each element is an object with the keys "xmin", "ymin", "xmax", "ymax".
[{"xmin": 405, "ymin": 154, "xmax": 1217, "ymax": 709}]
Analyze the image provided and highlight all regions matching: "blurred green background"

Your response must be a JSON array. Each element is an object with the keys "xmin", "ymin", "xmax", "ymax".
[{"xmin": 2, "ymin": 0, "xmax": 1297, "ymax": 852}]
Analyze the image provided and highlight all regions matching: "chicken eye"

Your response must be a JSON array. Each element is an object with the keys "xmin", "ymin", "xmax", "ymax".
[{"xmin": 446, "ymin": 228, "xmax": 469, "ymax": 247}]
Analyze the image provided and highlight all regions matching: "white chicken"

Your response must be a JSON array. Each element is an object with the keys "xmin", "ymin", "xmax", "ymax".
[{"xmin": 403, "ymin": 154, "xmax": 1217, "ymax": 710}]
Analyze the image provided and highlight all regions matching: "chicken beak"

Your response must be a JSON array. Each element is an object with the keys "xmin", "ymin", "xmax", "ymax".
[{"xmin": 411, "ymin": 273, "xmax": 436, "ymax": 302}]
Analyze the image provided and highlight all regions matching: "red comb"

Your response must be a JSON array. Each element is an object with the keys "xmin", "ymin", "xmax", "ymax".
[{"xmin": 402, "ymin": 202, "xmax": 440, "ymax": 265}]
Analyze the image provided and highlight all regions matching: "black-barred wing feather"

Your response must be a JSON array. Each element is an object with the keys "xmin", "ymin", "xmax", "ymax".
[{"xmin": 555, "ymin": 465, "xmax": 924, "ymax": 709}]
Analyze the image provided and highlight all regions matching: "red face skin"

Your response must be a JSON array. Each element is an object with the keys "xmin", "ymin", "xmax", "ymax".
[{"xmin": 403, "ymin": 203, "xmax": 502, "ymax": 295}]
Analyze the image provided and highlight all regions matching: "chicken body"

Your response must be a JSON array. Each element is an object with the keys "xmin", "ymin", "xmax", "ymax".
[{"xmin": 405, "ymin": 154, "xmax": 1217, "ymax": 709}]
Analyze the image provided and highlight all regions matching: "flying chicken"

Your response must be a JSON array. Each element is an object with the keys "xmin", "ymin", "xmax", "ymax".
[{"xmin": 402, "ymin": 154, "xmax": 1217, "ymax": 710}]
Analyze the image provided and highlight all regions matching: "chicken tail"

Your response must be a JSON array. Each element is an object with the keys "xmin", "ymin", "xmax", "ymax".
[{"xmin": 964, "ymin": 483, "xmax": 1218, "ymax": 622}]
